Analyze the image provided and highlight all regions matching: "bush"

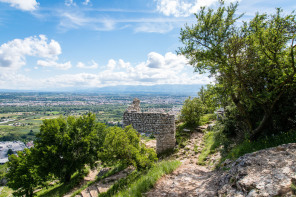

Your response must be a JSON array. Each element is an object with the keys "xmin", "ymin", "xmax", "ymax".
[
  {"xmin": 225, "ymin": 129, "xmax": 296, "ymax": 160},
  {"xmin": 99, "ymin": 126, "xmax": 158, "ymax": 170},
  {"xmin": 180, "ymin": 97, "xmax": 204, "ymax": 127}
]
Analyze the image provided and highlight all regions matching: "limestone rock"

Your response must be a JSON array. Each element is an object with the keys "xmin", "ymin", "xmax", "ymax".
[{"xmin": 218, "ymin": 143, "xmax": 296, "ymax": 197}]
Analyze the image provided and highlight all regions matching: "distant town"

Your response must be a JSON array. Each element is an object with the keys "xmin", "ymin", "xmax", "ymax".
[
  {"xmin": 0, "ymin": 92, "xmax": 187, "ymax": 164},
  {"xmin": 0, "ymin": 141, "xmax": 34, "ymax": 164}
]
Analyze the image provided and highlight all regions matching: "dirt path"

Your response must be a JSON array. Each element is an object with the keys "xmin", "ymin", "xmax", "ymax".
[
  {"xmin": 145, "ymin": 130, "xmax": 222, "ymax": 197},
  {"xmin": 63, "ymin": 168, "xmax": 98, "ymax": 197},
  {"xmin": 64, "ymin": 167, "xmax": 134, "ymax": 197}
]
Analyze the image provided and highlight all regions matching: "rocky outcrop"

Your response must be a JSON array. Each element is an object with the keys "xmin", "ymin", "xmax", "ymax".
[{"xmin": 218, "ymin": 143, "xmax": 296, "ymax": 197}]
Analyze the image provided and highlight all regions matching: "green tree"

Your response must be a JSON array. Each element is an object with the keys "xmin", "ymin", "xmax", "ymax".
[
  {"xmin": 199, "ymin": 84, "xmax": 231, "ymax": 113},
  {"xmin": 99, "ymin": 126, "xmax": 157, "ymax": 170},
  {"xmin": 33, "ymin": 113, "xmax": 105, "ymax": 183},
  {"xmin": 178, "ymin": 2, "xmax": 296, "ymax": 139},
  {"xmin": 6, "ymin": 148, "xmax": 13, "ymax": 156},
  {"xmin": 6, "ymin": 149, "xmax": 41, "ymax": 197},
  {"xmin": 180, "ymin": 97, "xmax": 204, "ymax": 127}
]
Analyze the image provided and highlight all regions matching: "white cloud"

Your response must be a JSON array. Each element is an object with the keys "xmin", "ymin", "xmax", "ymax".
[
  {"xmin": 0, "ymin": 35, "xmax": 62, "ymax": 70},
  {"xmin": 65, "ymin": 0, "xmax": 76, "ymax": 7},
  {"xmin": 37, "ymin": 60, "xmax": 72, "ymax": 70},
  {"xmin": 94, "ymin": 52, "xmax": 210, "ymax": 86},
  {"xmin": 106, "ymin": 59, "xmax": 117, "ymax": 71},
  {"xmin": 83, "ymin": 0, "xmax": 90, "ymax": 5},
  {"xmin": 44, "ymin": 52, "xmax": 209, "ymax": 89},
  {"xmin": 135, "ymin": 23, "xmax": 174, "ymax": 33},
  {"xmin": 0, "ymin": 0, "xmax": 38, "ymax": 11},
  {"xmin": 59, "ymin": 12, "xmax": 115, "ymax": 31},
  {"xmin": 146, "ymin": 52, "xmax": 165, "ymax": 68},
  {"xmin": 44, "ymin": 73, "xmax": 100, "ymax": 88},
  {"xmin": 0, "ymin": 72, "xmax": 35, "ymax": 89},
  {"xmin": 0, "ymin": 51, "xmax": 212, "ymax": 90},
  {"xmin": 76, "ymin": 60, "xmax": 98, "ymax": 69},
  {"xmin": 155, "ymin": 0, "xmax": 240, "ymax": 17}
]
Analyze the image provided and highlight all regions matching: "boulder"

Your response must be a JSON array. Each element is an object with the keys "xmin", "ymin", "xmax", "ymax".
[{"xmin": 218, "ymin": 143, "xmax": 296, "ymax": 196}]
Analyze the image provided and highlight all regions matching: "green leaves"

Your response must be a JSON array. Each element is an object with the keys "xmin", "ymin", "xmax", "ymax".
[
  {"xmin": 34, "ymin": 113, "xmax": 102, "ymax": 183},
  {"xmin": 99, "ymin": 125, "xmax": 157, "ymax": 170},
  {"xmin": 179, "ymin": 2, "xmax": 296, "ymax": 139},
  {"xmin": 6, "ymin": 149, "xmax": 40, "ymax": 197},
  {"xmin": 180, "ymin": 97, "xmax": 204, "ymax": 127},
  {"xmin": 6, "ymin": 113, "xmax": 158, "ymax": 196}
]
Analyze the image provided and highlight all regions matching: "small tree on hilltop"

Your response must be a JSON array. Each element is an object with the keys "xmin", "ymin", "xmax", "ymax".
[
  {"xmin": 180, "ymin": 97, "xmax": 204, "ymax": 127},
  {"xmin": 99, "ymin": 126, "xmax": 157, "ymax": 170},
  {"xmin": 6, "ymin": 149, "xmax": 41, "ymax": 197},
  {"xmin": 33, "ymin": 113, "xmax": 104, "ymax": 183}
]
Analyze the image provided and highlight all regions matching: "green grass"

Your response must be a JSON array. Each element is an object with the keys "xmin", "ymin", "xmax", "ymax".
[
  {"xmin": 194, "ymin": 143, "xmax": 198, "ymax": 154},
  {"xmin": 70, "ymin": 164, "xmax": 127, "ymax": 197},
  {"xmin": 175, "ymin": 123, "xmax": 193, "ymax": 149},
  {"xmin": 291, "ymin": 183, "xmax": 296, "ymax": 195},
  {"xmin": 99, "ymin": 160, "xmax": 181, "ymax": 197},
  {"xmin": 197, "ymin": 130, "xmax": 223, "ymax": 165},
  {"xmin": 0, "ymin": 163, "xmax": 8, "ymax": 180},
  {"xmin": 0, "ymin": 186, "xmax": 13, "ymax": 197},
  {"xmin": 36, "ymin": 168, "xmax": 89, "ymax": 197},
  {"xmin": 225, "ymin": 130, "xmax": 296, "ymax": 161},
  {"xmin": 140, "ymin": 134, "xmax": 155, "ymax": 142},
  {"xmin": 200, "ymin": 113, "xmax": 216, "ymax": 126}
]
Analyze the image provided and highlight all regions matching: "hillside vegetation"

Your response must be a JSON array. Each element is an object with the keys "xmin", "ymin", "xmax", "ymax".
[{"xmin": 178, "ymin": 1, "xmax": 296, "ymax": 163}]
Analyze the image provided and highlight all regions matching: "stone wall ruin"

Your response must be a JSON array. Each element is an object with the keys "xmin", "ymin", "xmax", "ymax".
[{"xmin": 123, "ymin": 98, "xmax": 176, "ymax": 153}]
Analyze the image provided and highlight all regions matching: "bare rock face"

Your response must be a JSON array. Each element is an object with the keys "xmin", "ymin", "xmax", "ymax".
[{"xmin": 218, "ymin": 143, "xmax": 296, "ymax": 197}]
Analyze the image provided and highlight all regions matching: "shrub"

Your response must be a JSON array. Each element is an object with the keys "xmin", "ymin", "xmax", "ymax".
[{"xmin": 180, "ymin": 97, "xmax": 204, "ymax": 127}]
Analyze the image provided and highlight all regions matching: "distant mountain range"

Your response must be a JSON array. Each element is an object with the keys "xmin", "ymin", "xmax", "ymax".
[{"xmin": 0, "ymin": 84, "xmax": 204, "ymax": 95}]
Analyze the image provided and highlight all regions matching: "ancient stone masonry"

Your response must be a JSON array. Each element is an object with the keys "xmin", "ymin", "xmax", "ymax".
[{"xmin": 123, "ymin": 98, "xmax": 176, "ymax": 153}]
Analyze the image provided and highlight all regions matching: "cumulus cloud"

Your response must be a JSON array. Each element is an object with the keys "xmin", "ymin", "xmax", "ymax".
[
  {"xmin": 0, "ymin": 0, "xmax": 38, "ymax": 11},
  {"xmin": 0, "ymin": 72, "xmax": 35, "ymax": 89},
  {"xmin": 94, "ymin": 52, "xmax": 210, "ymax": 86},
  {"xmin": 155, "ymin": 0, "xmax": 240, "ymax": 17},
  {"xmin": 0, "ymin": 35, "xmax": 63, "ymax": 70},
  {"xmin": 37, "ymin": 60, "xmax": 72, "ymax": 70},
  {"xmin": 44, "ymin": 73, "xmax": 100, "ymax": 88},
  {"xmin": 54, "ymin": 52, "xmax": 210, "ymax": 87},
  {"xmin": 146, "ymin": 52, "xmax": 165, "ymax": 68},
  {"xmin": 76, "ymin": 60, "xmax": 98, "ymax": 69},
  {"xmin": 0, "ymin": 51, "xmax": 212, "ymax": 90}
]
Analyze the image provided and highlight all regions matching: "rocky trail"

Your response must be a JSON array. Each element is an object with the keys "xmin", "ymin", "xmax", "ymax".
[
  {"xmin": 145, "ymin": 129, "xmax": 223, "ymax": 197},
  {"xmin": 146, "ymin": 129, "xmax": 296, "ymax": 197},
  {"xmin": 64, "ymin": 167, "xmax": 134, "ymax": 197},
  {"xmin": 65, "ymin": 125, "xmax": 296, "ymax": 197}
]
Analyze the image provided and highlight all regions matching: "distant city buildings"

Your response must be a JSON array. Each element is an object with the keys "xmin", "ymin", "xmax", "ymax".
[{"xmin": 0, "ymin": 141, "xmax": 33, "ymax": 164}]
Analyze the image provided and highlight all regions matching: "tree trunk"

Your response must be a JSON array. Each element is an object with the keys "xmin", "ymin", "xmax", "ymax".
[
  {"xmin": 231, "ymin": 93, "xmax": 253, "ymax": 132},
  {"xmin": 250, "ymin": 109, "xmax": 272, "ymax": 141}
]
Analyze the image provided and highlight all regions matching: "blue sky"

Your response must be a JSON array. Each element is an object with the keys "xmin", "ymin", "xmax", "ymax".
[{"xmin": 0, "ymin": 0, "xmax": 295, "ymax": 90}]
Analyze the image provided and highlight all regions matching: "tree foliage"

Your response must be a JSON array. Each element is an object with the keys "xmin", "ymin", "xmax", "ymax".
[
  {"xmin": 180, "ymin": 97, "xmax": 204, "ymax": 127},
  {"xmin": 179, "ymin": 2, "xmax": 296, "ymax": 139},
  {"xmin": 99, "ymin": 125, "xmax": 157, "ymax": 170},
  {"xmin": 6, "ymin": 149, "xmax": 40, "ymax": 197},
  {"xmin": 198, "ymin": 84, "xmax": 231, "ymax": 113},
  {"xmin": 33, "ymin": 113, "xmax": 104, "ymax": 183}
]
